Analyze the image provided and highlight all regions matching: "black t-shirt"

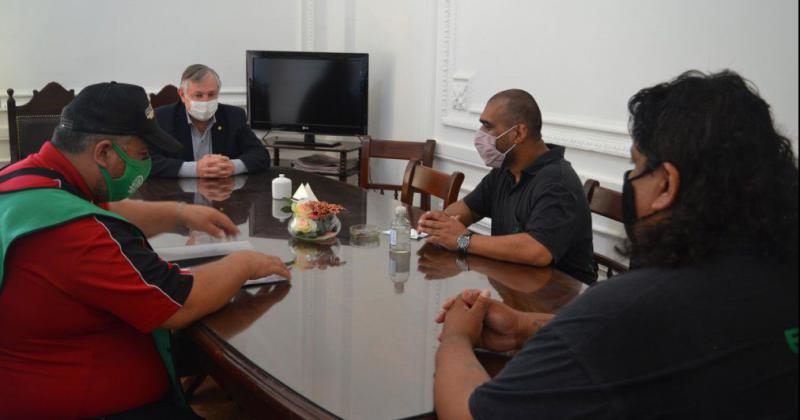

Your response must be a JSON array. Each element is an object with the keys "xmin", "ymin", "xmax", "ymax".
[
  {"xmin": 463, "ymin": 145, "xmax": 596, "ymax": 284},
  {"xmin": 469, "ymin": 253, "xmax": 799, "ymax": 419}
]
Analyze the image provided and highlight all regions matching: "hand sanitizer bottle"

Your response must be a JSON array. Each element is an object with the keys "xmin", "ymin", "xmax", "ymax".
[
  {"xmin": 389, "ymin": 206, "xmax": 411, "ymax": 253},
  {"xmin": 272, "ymin": 174, "xmax": 292, "ymax": 200}
]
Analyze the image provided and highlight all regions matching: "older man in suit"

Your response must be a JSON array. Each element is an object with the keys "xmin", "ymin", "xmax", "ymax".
[{"xmin": 150, "ymin": 64, "xmax": 270, "ymax": 178}]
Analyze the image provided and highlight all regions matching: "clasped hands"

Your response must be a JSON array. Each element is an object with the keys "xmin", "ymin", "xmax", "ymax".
[
  {"xmin": 197, "ymin": 154, "xmax": 235, "ymax": 178},
  {"xmin": 416, "ymin": 211, "xmax": 468, "ymax": 251},
  {"xmin": 436, "ymin": 289, "xmax": 554, "ymax": 353}
]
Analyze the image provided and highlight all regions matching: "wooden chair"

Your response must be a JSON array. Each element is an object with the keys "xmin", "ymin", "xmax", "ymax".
[
  {"xmin": 583, "ymin": 179, "xmax": 628, "ymax": 277},
  {"xmin": 149, "ymin": 84, "xmax": 180, "ymax": 109},
  {"xmin": 6, "ymin": 82, "xmax": 75, "ymax": 162},
  {"xmin": 359, "ymin": 137, "xmax": 436, "ymax": 208},
  {"xmin": 401, "ymin": 160, "xmax": 464, "ymax": 211}
]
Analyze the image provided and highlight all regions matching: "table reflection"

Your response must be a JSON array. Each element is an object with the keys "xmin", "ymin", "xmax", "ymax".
[
  {"xmin": 417, "ymin": 243, "xmax": 586, "ymax": 314},
  {"xmin": 208, "ymin": 283, "xmax": 293, "ymax": 341},
  {"xmin": 288, "ymin": 238, "xmax": 346, "ymax": 271}
]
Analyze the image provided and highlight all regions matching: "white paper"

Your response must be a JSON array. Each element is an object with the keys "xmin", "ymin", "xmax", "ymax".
[
  {"xmin": 383, "ymin": 229, "xmax": 428, "ymax": 240},
  {"xmin": 305, "ymin": 183, "xmax": 318, "ymax": 201},
  {"xmin": 292, "ymin": 183, "xmax": 318, "ymax": 202},
  {"xmin": 292, "ymin": 183, "xmax": 308, "ymax": 200},
  {"xmin": 154, "ymin": 240, "xmax": 254, "ymax": 262},
  {"xmin": 244, "ymin": 274, "xmax": 289, "ymax": 287}
]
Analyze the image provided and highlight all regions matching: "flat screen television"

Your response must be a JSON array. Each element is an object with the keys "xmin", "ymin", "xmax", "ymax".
[{"xmin": 246, "ymin": 50, "xmax": 369, "ymax": 147}]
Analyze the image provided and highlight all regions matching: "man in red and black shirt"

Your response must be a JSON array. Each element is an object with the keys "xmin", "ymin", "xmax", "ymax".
[{"xmin": 0, "ymin": 82, "xmax": 290, "ymax": 419}]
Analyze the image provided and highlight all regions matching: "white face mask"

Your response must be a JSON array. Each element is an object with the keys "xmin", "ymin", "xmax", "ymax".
[{"xmin": 188, "ymin": 99, "xmax": 218, "ymax": 121}]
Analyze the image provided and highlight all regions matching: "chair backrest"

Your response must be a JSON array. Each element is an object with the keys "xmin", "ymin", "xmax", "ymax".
[
  {"xmin": 400, "ymin": 160, "xmax": 464, "ymax": 211},
  {"xmin": 583, "ymin": 179, "xmax": 628, "ymax": 277},
  {"xmin": 360, "ymin": 137, "xmax": 436, "ymax": 208},
  {"xmin": 584, "ymin": 179, "xmax": 623, "ymax": 221},
  {"xmin": 149, "ymin": 84, "xmax": 181, "ymax": 109},
  {"xmin": 6, "ymin": 82, "xmax": 75, "ymax": 162}
]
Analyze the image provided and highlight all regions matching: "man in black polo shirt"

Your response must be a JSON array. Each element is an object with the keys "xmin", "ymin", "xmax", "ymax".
[
  {"xmin": 433, "ymin": 71, "xmax": 798, "ymax": 419},
  {"xmin": 417, "ymin": 89, "xmax": 596, "ymax": 285}
]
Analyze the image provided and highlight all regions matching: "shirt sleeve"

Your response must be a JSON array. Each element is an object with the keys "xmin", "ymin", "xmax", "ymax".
[
  {"xmin": 469, "ymin": 324, "xmax": 619, "ymax": 420},
  {"xmin": 232, "ymin": 159, "xmax": 247, "ymax": 175},
  {"xmin": 524, "ymin": 181, "xmax": 582, "ymax": 262},
  {"xmin": 178, "ymin": 161, "xmax": 198, "ymax": 178},
  {"xmin": 44, "ymin": 215, "xmax": 194, "ymax": 333},
  {"xmin": 462, "ymin": 170, "xmax": 498, "ymax": 218}
]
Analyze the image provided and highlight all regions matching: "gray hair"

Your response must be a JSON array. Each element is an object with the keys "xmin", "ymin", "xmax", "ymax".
[
  {"xmin": 180, "ymin": 64, "xmax": 221, "ymax": 91},
  {"xmin": 51, "ymin": 126, "xmax": 133, "ymax": 154}
]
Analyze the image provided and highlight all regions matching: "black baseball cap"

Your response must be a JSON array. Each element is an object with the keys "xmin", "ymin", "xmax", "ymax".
[{"xmin": 59, "ymin": 81, "xmax": 183, "ymax": 154}]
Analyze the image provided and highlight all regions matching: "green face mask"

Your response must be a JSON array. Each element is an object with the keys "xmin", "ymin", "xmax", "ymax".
[{"xmin": 99, "ymin": 143, "xmax": 151, "ymax": 202}]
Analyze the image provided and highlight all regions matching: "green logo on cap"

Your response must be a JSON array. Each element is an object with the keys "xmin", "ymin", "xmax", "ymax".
[{"xmin": 786, "ymin": 327, "xmax": 798, "ymax": 355}]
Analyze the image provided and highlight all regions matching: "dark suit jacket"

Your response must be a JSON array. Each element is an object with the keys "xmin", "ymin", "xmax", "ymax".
[{"xmin": 151, "ymin": 102, "xmax": 270, "ymax": 177}]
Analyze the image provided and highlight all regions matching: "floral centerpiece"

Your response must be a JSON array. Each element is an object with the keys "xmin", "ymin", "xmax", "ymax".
[{"xmin": 285, "ymin": 199, "xmax": 345, "ymax": 241}]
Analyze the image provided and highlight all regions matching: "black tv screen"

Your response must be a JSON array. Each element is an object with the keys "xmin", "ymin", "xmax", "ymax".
[{"xmin": 247, "ymin": 51, "xmax": 369, "ymax": 137}]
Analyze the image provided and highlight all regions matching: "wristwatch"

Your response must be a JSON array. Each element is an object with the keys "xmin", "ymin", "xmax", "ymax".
[{"xmin": 456, "ymin": 231, "xmax": 474, "ymax": 255}]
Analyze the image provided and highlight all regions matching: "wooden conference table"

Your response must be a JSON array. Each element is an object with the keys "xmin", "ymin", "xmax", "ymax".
[{"xmin": 135, "ymin": 169, "xmax": 587, "ymax": 420}]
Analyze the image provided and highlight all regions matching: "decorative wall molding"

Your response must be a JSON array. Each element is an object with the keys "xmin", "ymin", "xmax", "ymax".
[
  {"xmin": 301, "ymin": 0, "xmax": 316, "ymax": 51},
  {"xmin": 438, "ymin": 0, "xmax": 455, "ymax": 117},
  {"xmin": 436, "ymin": 0, "xmax": 631, "ymax": 158},
  {"xmin": 435, "ymin": 151, "xmax": 487, "ymax": 172}
]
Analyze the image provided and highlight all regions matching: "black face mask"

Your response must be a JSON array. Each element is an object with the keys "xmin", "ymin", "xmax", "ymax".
[{"xmin": 622, "ymin": 165, "xmax": 660, "ymax": 241}]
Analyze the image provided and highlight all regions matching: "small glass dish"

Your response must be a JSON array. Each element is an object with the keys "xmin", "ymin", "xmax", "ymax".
[{"xmin": 349, "ymin": 224, "xmax": 380, "ymax": 248}]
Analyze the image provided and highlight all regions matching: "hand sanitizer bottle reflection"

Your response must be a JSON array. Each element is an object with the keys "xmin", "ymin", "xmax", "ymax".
[{"xmin": 389, "ymin": 249, "xmax": 411, "ymax": 293}]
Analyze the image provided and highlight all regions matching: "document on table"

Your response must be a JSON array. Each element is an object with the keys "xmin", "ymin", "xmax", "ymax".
[
  {"xmin": 154, "ymin": 241, "xmax": 290, "ymax": 287},
  {"xmin": 154, "ymin": 240, "xmax": 255, "ymax": 262},
  {"xmin": 380, "ymin": 229, "xmax": 429, "ymax": 240},
  {"xmin": 243, "ymin": 274, "xmax": 289, "ymax": 287}
]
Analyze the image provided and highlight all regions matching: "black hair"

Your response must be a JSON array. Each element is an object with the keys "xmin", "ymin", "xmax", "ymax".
[
  {"xmin": 51, "ymin": 126, "xmax": 132, "ymax": 154},
  {"xmin": 627, "ymin": 70, "xmax": 798, "ymax": 268},
  {"xmin": 490, "ymin": 89, "xmax": 543, "ymax": 140}
]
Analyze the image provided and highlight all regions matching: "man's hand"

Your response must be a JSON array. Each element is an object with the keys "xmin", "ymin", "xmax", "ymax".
[
  {"xmin": 197, "ymin": 177, "xmax": 236, "ymax": 201},
  {"xmin": 436, "ymin": 289, "xmax": 553, "ymax": 352},
  {"xmin": 178, "ymin": 203, "xmax": 240, "ymax": 238},
  {"xmin": 197, "ymin": 154, "xmax": 235, "ymax": 178},
  {"xmin": 417, "ymin": 211, "xmax": 469, "ymax": 250},
  {"xmin": 439, "ymin": 290, "xmax": 491, "ymax": 348},
  {"xmin": 161, "ymin": 251, "xmax": 290, "ymax": 330},
  {"xmin": 240, "ymin": 251, "xmax": 292, "ymax": 280}
]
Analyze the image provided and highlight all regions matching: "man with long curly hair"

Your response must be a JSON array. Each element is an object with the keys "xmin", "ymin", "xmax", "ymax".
[{"xmin": 434, "ymin": 70, "xmax": 798, "ymax": 419}]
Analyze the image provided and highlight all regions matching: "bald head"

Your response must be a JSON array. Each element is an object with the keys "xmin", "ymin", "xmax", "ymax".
[{"xmin": 488, "ymin": 89, "xmax": 542, "ymax": 140}]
